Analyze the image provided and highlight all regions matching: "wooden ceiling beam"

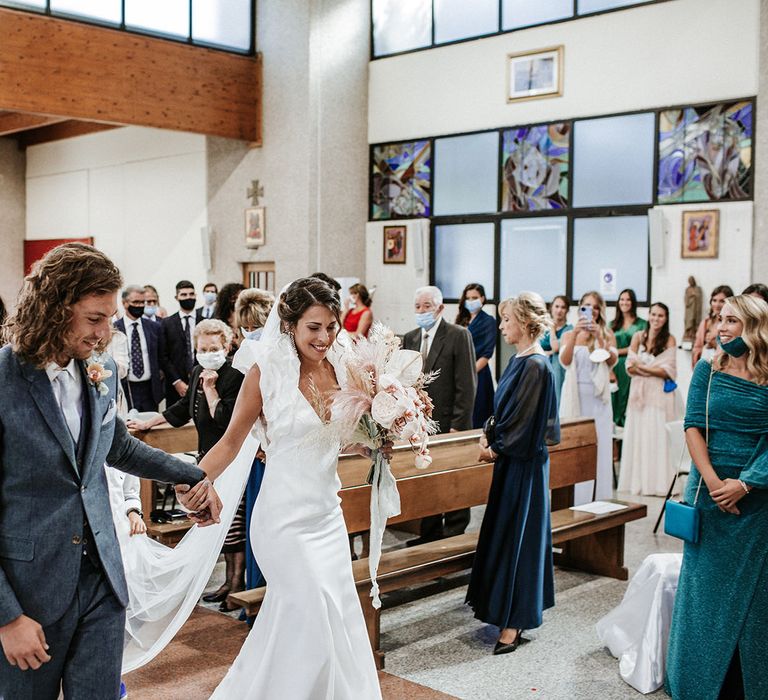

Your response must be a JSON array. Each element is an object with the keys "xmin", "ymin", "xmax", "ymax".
[
  {"xmin": 16, "ymin": 120, "xmax": 120, "ymax": 147},
  {"xmin": 0, "ymin": 111, "xmax": 67, "ymax": 136},
  {"xmin": 0, "ymin": 8, "xmax": 262, "ymax": 143}
]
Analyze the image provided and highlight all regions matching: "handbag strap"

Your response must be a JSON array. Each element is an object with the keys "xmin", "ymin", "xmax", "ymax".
[{"xmin": 692, "ymin": 364, "xmax": 715, "ymax": 505}]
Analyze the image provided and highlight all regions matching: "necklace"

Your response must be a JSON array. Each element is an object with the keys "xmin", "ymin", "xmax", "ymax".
[{"xmin": 516, "ymin": 341, "xmax": 541, "ymax": 357}]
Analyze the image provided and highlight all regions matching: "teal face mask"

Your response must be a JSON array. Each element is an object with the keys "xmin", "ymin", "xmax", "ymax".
[{"xmin": 718, "ymin": 335, "xmax": 748, "ymax": 357}]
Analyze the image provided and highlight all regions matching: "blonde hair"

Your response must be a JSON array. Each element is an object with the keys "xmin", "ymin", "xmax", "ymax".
[
  {"xmin": 579, "ymin": 290, "xmax": 608, "ymax": 328},
  {"xmin": 500, "ymin": 291, "xmax": 553, "ymax": 340},
  {"xmin": 714, "ymin": 294, "xmax": 768, "ymax": 384},
  {"xmin": 235, "ymin": 288, "xmax": 274, "ymax": 330},
  {"xmin": 193, "ymin": 318, "xmax": 233, "ymax": 347}
]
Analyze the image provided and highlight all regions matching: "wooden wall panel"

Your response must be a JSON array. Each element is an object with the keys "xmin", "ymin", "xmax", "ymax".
[{"xmin": 0, "ymin": 9, "xmax": 262, "ymax": 142}]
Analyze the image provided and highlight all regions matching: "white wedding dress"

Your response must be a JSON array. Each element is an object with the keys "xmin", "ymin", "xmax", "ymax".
[{"xmin": 211, "ymin": 333, "xmax": 381, "ymax": 699}]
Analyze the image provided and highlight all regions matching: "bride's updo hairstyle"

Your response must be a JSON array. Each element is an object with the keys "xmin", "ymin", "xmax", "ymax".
[
  {"xmin": 499, "ymin": 291, "xmax": 553, "ymax": 341},
  {"xmin": 278, "ymin": 277, "xmax": 342, "ymax": 332}
]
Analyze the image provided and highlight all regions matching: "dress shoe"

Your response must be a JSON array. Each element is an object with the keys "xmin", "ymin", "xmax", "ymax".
[
  {"xmin": 219, "ymin": 597, "xmax": 243, "ymax": 613},
  {"xmin": 202, "ymin": 587, "xmax": 230, "ymax": 603},
  {"xmin": 493, "ymin": 630, "xmax": 523, "ymax": 655}
]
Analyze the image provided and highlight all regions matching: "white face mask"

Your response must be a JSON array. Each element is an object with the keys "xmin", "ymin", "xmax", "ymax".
[
  {"xmin": 241, "ymin": 327, "xmax": 262, "ymax": 341},
  {"xmin": 196, "ymin": 350, "xmax": 226, "ymax": 370}
]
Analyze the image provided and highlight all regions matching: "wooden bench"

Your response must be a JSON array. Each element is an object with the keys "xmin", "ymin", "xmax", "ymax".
[
  {"xmin": 130, "ymin": 422, "xmax": 198, "ymax": 545},
  {"xmin": 229, "ymin": 418, "xmax": 646, "ymax": 668}
]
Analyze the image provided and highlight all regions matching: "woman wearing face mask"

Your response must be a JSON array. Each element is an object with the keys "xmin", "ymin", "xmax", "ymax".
[
  {"xmin": 666, "ymin": 294, "xmax": 768, "ymax": 700},
  {"xmin": 214, "ymin": 282, "xmax": 246, "ymax": 353},
  {"xmin": 341, "ymin": 283, "xmax": 373, "ymax": 339},
  {"xmin": 456, "ymin": 283, "xmax": 497, "ymax": 428},
  {"xmin": 617, "ymin": 303, "xmax": 679, "ymax": 496},
  {"xmin": 540, "ymin": 295, "xmax": 572, "ymax": 406},
  {"xmin": 692, "ymin": 285, "xmax": 733, "ymax": 367},
  {"xmin": 127, "ymin": 319, "xmax": 247, "ymax": 609}
]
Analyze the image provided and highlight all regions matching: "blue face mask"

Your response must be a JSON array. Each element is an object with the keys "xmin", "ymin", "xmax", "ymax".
[
  {"xmin": 241, "ymin": 327, "xmax": 262, "ymax": 341},
  {"xmin": 464, "ymin": 299, "xmax": 482, "ymax": 314},
  {"xmin": 204, "ymin": 291, "xmax": 217, "ymax": 305},
  {"xmin": 144, "ymin": 305, "xmax": 157, "ymax": 318},
  {"xmin": 415, "ymin": 311, "xmax": 437, "ymax": 330},
  {"xmin": 718, "ymin": 335, "xmax": 749, "ymax": 357}
]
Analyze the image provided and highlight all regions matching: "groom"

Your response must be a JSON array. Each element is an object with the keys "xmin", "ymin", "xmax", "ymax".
[{"xmin": 0, "ymin": 244, "xmax": 221, "ymax": 699}]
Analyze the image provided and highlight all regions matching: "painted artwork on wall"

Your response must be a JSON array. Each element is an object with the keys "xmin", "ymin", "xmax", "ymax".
[
  {"xmin": 506, "ymin": 46, "xmax": 563, "ymax": 103},
  {"xmin": 245, "ymin": 206, "xmax": 266, "ymax": 247},
  {"xmin": 658, "ymin": 101, "xmax": 752, "ymax": 204},
  {"xmin": 681, "ymin": 209, "xmax": 719, "ymax": 259},
  {"xmin": 371, "ymin": 140, "xmax": 431, "ymax": 219},
  {"xmin": 383, "ymin": 225, "xmax": 407, "ymax": 264},
  {"xmin": 501, "ymin": 123, "xmax": 570, "ymax": 211}
]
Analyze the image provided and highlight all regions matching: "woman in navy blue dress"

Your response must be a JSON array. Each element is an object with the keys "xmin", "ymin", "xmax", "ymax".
[
  {"xmin": 456, "ymin": 283, "xmax": 497, "ymax": 428},
  {"xmin": 466, "ymin": 292, "xmax": 560, "ymax": 654}
]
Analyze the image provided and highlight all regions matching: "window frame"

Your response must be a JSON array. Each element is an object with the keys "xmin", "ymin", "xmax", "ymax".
[
  {"xmin": 371, "ymin": 96, "xmax": 756, "ymax": 308},
  {"xmin": 0, "ymin": 0, "xmax": 256, "ymax": 55},
  {"xmin": 370, "ymin": 0, "xmax": 674, "ymax": 60}
]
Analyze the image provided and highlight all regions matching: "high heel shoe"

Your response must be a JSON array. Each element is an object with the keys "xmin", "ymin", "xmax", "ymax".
[
  {"xmin": 202, "ymin": 587, "xmax": 230, "ymax": 603},
  {"xmin": 493, "ymin": 630, "xmax": 523, "ymax": 655}
]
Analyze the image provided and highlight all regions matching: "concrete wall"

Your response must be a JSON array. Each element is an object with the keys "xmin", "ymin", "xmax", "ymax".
[{"xmin": 0, "ymin": 138, "xmax": 25, "ymax": 311}]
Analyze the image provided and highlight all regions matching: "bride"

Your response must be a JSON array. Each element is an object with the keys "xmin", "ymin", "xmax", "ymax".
[{"xmin": 181, "ymin": 277, "xmax": 382, "ymax": 699}]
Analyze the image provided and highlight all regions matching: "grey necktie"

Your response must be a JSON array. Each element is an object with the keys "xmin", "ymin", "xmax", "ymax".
[
  {"xmin": 420, "ymin": 331, "xmax": 430, "ymax": 363},
  {"xmin": 55, "ymin": 370, "xmax": 81, "ymax": 445}
]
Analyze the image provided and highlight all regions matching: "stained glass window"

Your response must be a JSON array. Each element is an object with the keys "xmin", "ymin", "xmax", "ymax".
[
  {"xmin": 372, "ymin": 140, "xmax": 432, "ymax": 219},
  {"xmin": 501, "ymin": 123, "xmax": 569, "ymax": 212},
  {"xmin": 658, "ymin": 101, "xmax": 752, "ymax": 204}
]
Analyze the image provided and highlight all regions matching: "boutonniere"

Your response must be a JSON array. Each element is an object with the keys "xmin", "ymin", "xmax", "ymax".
[{"xmin": 85, "ymin": 355, "xmax": 113, "ymax": 396}]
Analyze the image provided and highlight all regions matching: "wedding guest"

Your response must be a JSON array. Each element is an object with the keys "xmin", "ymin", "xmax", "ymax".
[
  {"xmin": 541, "ymin": 295, "xmax": 572, "ymax": 406},
  {"xmin": 610, "ymin": 289, "xmax": 648, "ymax": 428},
  {"xmin": 618, "ymin": 303, "xmax": 679, "ymax": 495},
  {"xmin": 128, "ymin": 319, "xmax": 246, "ymax": 611},
  {"xmin": 467, "ymin": 292, "xmax": 560, "ymax": 655},
  {"xmin": 559, "ymin": 291, "xmax": 618, "ymax": 503},
  {"xmin": 233, "ymin": 288, "xmax": 275, "ymax": 594},
  {"xmin": 114, "ymin": 285, "xmax": 164, "ymax": 412},
  {"xmin": 214, "ymin": 282, "xmax": 246, "ymax": 338},
  {"xmin": 159, "ymin": 280, "xmax": 198, "ymax": 404},
  {"xmin": 341, "ymin": 283, "xmax": 373, "ymax": 339},
  {"xmin": 692, "ymin": 285, "xmax": 733, "ymax": 367},
  {"xmin": 142, "ymin": 284, "xmax": 167, "ymax": 321},
  {"xmin": 455, "ymin": 283, "xmax": 496, "ymax": 429},
  {"xmin": 666, "ymin": 294, "xmax": 768, "ymax": 700},
  {"xmin": 402, "ymin": 285, "xmax": 477, "ymax": 543},
  {"xmin": 198, "ymin": 282, "xmax": 218, "ymax": 320},
  {"xmin": 743, "ymin": 282, "xmax": 768, "ymax": 304}
]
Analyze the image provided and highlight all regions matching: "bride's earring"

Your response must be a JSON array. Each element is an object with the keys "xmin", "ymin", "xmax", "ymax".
[{"xmin": 288, "ymin": 330, "xmax": 297, "ymax": 354}]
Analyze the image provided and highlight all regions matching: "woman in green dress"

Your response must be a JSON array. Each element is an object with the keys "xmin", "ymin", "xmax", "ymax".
[
  {"xmin": 666, "ymin": 294, "xmax": 768, "ymax": 700},
  {"xmin": 611, "ymin": 289, "xmax": 647, "ymax": 427}
]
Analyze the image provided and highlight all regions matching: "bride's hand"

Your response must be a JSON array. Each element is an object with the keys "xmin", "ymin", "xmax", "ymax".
[
  {"xmin": 380, "ymin": 440, "xmax": 394, "ymax": 461},
  {"xmin": 343, "ymin": 443, "xmax": 372, "ymax": 459},
  {"xmin": 176, "ymin": 479, "xmax": 210, "ymax": 512}
]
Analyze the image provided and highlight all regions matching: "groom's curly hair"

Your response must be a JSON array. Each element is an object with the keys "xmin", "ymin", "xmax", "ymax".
[{"xmin": 6, "ymin": 243, "xmax": 122, "ymax": 367}]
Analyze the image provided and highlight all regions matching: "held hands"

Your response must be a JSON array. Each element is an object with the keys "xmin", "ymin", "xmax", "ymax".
[
  {"xmin": 0, "ymin": 615, "xmax": 51, "ymax": 670},
  {"xmin": 175, "ymin": 478, "xmax": 223, "ymax": 526},
  {"xmin": 709, "ymin": 478, "xmax": 748, "ymax": 514}
]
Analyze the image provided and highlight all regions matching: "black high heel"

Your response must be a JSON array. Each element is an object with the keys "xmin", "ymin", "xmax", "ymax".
[
  {"xmin": 202, "ymin": 587, "xmax": 230, "ymax": 603},
  {"xmin": 493, "ymin": 629, "xmax": 523, "ymax": 655}
]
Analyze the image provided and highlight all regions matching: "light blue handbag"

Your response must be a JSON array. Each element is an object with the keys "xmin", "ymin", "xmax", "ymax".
[{"xmin": 664, "ymin": 366, "xmax": 712, "ymax": 544}]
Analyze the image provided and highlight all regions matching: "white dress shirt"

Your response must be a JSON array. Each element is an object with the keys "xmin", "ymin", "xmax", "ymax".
[
  {"xmin": 126, "ymin": 317, "xmax": 151, "ymax": 382},
  {"xmin": 45, "ymin": 359, "xmax": 84, "ymax": 444}
]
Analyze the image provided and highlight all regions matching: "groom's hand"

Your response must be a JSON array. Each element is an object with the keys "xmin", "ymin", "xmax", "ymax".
[{"xmin": 0, "ymin": 614, "xmax": 51, "ymax": 670}]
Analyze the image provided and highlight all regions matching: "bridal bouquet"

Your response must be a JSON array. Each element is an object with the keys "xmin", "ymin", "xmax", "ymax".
[{"xmin": 331, "ymin": 322, "xmax": 438, "ymax": 607}]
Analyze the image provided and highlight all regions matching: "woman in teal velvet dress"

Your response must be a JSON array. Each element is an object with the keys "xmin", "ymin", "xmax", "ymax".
[
  {"xmin": 540, "ymin": 295, "xmax": 572, "ymax": 406},
  {"xmin": 611, "ymin": 289, "xmax": 647, "ymax": 427},
  {"xmin": 467, "ymin": 292, "xmax": 560, "ymax": 655},
  {"xmin": 666, "ymin": 295, "xmax": 768, "ymax": 700}
]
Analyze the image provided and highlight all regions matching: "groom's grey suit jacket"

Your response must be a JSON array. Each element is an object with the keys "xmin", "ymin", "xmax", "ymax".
[{"xmin": 0, "ymin": 346, "xmax": 205, "ymax": 628}]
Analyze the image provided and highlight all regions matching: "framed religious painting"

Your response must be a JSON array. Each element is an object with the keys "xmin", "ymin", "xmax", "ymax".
[
  {"xmin": 681, "ymin": 210, "xmax": 719, "ymax": 259},
  {"xmin": 506, "ymin": 46, "xmax": 563, "ymax": 103},
  {"xmin": 245, "ymin": 206, "xmax": 266, "ymax": 248},
  {"xmin": 383, "ymin": 225, "xmax": 406, "ymax": 264}
]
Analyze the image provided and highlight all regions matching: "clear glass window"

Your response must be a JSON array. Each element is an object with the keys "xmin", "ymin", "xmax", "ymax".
[
  {"xmin": 434, "ymin": 0, "xmax": 498, "ymax": 44},
  {"xmin": 572, "ymin": 113, "xmax": 655, "ymax": 207},
  {"xmin": 578, "ymin": 0, "xmax": 652, "ymax": 14},
  {"xmin": 433, "ymin": 132, "xmax": 499, "ymax": 216},
  {"xmin": 572, "ymin": 215, "xmax": 649, "ymax": 302},
  {"xmin": 502, "ymin": 0, "xmax": 573, "ymax": 30},
  {"xmin": 125, "ymin": 0, "xmax": 190, "ymax": 38},
  {"xmin": 50, "ymin": 0, "xmax": 121, "ymax": 24},
  {"xmin": 372, "ymin": 0, "xmax": 432, "ymax": 57},
  {"xmin": 192, "ymin": 0, "xmax": 252, "ymax": 51},
  {"xmin": 434, "ymin": 223, "xmax": 495, "ymax": 299}
]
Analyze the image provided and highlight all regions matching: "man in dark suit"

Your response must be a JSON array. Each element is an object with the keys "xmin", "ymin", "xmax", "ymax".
[
  {"xmin": 160, "ymin": 280, "xmax": 198, "ymax": 405},
  {"xmin": 0, "ymin": 243, "xmax": 220, "ymax": 699},
  {"xmin": 403, "ymin": 285, "xmax": 477, "ymax": 544},
  {"xmin": 114, "ymin": 285, "xmax": 164, "ymax": 412},
  {"xmin": 197, "ymin": 282, "xmax": 218, "ymax": 321}
]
